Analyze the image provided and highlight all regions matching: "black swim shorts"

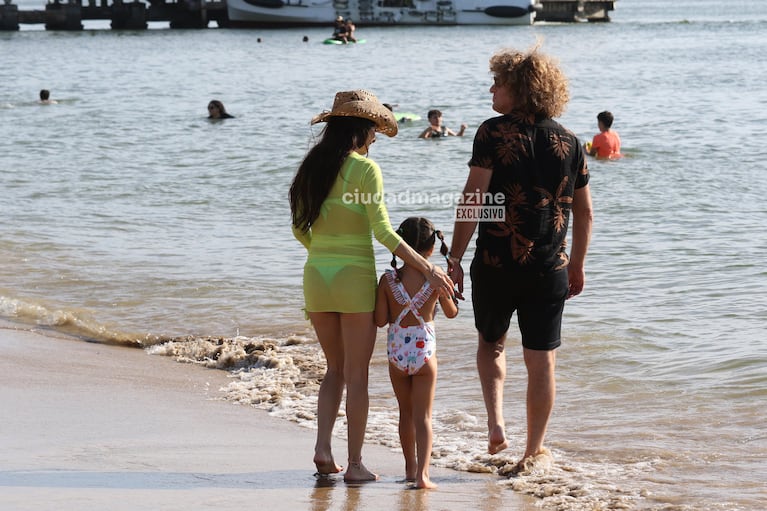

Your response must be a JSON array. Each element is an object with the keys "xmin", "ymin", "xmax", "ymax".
[{"xmin": 470, "ymin": 259, "xmax": 568, "ymax": 351}]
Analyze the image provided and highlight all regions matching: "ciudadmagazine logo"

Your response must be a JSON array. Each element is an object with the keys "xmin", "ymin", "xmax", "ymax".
[{"xmin": 341, "ymin": 189, "xmax": 506, "ymax": 222}]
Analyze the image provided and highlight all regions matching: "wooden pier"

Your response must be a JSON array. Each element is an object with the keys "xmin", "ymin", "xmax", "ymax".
[
  {"xmin": 0, "ymin": 0, "xmax": 615, "ymax": 30},
  {"xmin": 0, "ymin": 0, "xmax": 228, "ymax": 29}
]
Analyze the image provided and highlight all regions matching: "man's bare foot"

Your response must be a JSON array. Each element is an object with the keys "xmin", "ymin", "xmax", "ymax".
[
  {"xmin": 488, "ymin": 425, "xmax": 509, "ymax": 454},
  {"xmin": 415, "ymin": 476, "xmax": 438, "ymax": 489},
  {"xmin": 510, "ymin": 447, "xmax": 553, "ymax": 476},
  {"xmin": 344, "ymin": 459, "xmax": 379, "ymax": 482},
  {"xmin": 313, "ymin": 455, "xmax": 343, "ymax": 476}
]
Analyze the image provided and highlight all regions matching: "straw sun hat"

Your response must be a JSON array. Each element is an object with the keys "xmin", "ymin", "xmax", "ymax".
[{"xmin": 311, "ymin": 90, "xmax": 398, "ymax": 137}]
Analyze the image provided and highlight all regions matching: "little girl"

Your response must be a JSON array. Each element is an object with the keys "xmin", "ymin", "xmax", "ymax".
[{"xmin": 375, "ymin": 217, "xmax": 459, "ymax": 489}]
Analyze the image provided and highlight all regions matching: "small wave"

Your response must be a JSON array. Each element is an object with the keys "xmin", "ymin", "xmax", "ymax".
[
  {"xmin": 0, "ymin": 295, "xmax": 156, "ymax": 347},
  {"xmin": 147, "ymin": 334, "xmax": 326, "ymax": 410},
  {"xmin": 147, "ymin": 334, "xmax": 665, "ymax": 510}
]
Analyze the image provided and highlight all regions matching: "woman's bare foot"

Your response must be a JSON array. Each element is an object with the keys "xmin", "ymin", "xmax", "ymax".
[
  {"xmin": 487, "ymin": 424, "xmax": 508, "ymax": 454},
  {"xmin": 313, "ymin": 455, "xmax": 343, "ymax": 475},
  {"xmin": 343, "ymin": 459, "xmax": 378, "ymax": 482},
  {"xmin": 405, "ymin": 460, "xmax": 416, "ymax": 482},
  {"xmin": 415, "ymin": 476, "xmax": 437, "ymax": 489}
]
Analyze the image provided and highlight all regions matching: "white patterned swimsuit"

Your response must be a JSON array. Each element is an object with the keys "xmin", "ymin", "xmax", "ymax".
[{"xmin": 384, "ymin": 269, "xmax": 436, "ymax": 375}]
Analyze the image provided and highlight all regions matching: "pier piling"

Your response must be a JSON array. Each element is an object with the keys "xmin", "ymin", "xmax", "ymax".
[
  {"xmin": 168, "ymin": 0, "xmax": 207, "ymax": 29},
  {"xmin": 45, "ymin": 0, "xmax": 84, "ymax": 30},
  {"xmin": 537, "ymin": 0, "xmax": 614, "ymax": 22},
  {"xmin": 111, "ymin": 0, "xmax": 147, "ymax": 29},
  {"xmin": 0, "ymin": 0, "xmax": 20, "ymax": 30}
]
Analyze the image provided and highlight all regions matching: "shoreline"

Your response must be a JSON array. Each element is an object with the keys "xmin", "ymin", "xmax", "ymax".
[{"xmin": 0, "ymin": 322, "xmax": 537, "ymax": 510}]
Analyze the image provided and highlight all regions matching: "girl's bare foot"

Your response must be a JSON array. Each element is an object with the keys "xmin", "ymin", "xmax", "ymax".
[
  {"xmin": 343, "ymin": 459, "xmax": 378, "ymax": 482},
  {"xmin": 487, "ymin": 424, "xmax": 508, "ymax": 454},
  {"xmin": 415, "ymin": 476, "xmax": 437, "ymax": 489}
]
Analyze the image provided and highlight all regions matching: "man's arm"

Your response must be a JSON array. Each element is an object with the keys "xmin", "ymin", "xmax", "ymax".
[
  {"xmin": 449, "ymin": 166, "xmax": 493, "ymax": 295},
  {"xmin": 567, "ymin": 184, "xmax": 593, "ymax": 298}
]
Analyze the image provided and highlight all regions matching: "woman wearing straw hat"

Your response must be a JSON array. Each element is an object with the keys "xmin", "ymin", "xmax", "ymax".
[{"xmin": 289, "ymin": 90, "xmax": 455, "ymax": 482}]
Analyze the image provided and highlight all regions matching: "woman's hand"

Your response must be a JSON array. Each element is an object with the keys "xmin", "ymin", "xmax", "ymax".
[{"xmin": 426, "ymin": 265, "xmax": 456, "ymax": 302}]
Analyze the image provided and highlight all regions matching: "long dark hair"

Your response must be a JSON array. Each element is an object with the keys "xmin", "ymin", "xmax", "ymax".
[
  {"xmin": 289, "ymin": 116, "xmax": 375, "ymax": 232},
  {"xmin": 391, "ymin": 217, "xmax": 448, "ymax": 280}
]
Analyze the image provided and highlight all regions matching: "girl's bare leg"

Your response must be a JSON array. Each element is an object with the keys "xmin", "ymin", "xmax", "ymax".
[
  {"xmin": 412, "ymin": 358, "xmax": 438, "ymax": 489},
  {"xmin": 389, "ymin": 363, "xmax": 416, "ymax": 481}
]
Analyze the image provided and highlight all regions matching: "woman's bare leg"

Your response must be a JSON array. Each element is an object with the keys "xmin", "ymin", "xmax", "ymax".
[
  {"xmin": 308, "ymin": 312, "xmax": 344, "ymax": 474},
  {"xmin": 339, "ymin": 312, "xmax": 378, "ymax": 482}
]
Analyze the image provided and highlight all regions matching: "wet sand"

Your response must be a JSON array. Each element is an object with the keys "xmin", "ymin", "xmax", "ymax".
[{"xmin": 0, "ymin": 323, "xmax": 536, "ymax": 511}]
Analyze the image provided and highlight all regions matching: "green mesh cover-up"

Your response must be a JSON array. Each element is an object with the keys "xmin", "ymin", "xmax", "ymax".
[{"xmin": 292, "ymin": 151, "xmax": 402, "ymax": 313}]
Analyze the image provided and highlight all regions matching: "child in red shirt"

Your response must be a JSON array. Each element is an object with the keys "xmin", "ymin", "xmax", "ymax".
[{"xmin": 585, "ymin": 111, "xmax": 622, "ymax": 159}]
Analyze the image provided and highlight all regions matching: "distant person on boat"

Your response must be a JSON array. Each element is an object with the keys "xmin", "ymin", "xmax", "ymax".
[
  {"xmin": 342, "ymin": 18, "xmax": 357, "ymax": 43},
  {"xmin": 585, "ymin": 110, "xmax": 622, "ymax": 159},
  {"xmin": 207, "ymin": 100, "xmax": 234, "ymax": 119},
  {"xmin": 332, "ymin": 15, "xmax": 345, "ymax": 39},
  {"xmin": 332, "ymin": 17, "xmax": 357, "ymax": 43},
  {"xmin": 446, "ymin": 46, "xmax": 592, "ymax": 475},
  {"xmin": 418, "ymin": 109, "xmax": 467, "ymax": 138},
  {"xmin": 39, "ymin": 89, "xmax": 58, "ymax": 105}
]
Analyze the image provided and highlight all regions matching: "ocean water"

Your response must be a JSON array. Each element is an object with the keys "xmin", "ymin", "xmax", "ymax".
[{"xmin": 2, "ymin": 0, "xmax": 766, "ymax": 509}]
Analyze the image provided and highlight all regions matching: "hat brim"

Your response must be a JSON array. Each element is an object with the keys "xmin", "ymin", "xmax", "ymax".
[{"xmin": 311, "ymin": 101, "xmax": 398, "ymax": 137}]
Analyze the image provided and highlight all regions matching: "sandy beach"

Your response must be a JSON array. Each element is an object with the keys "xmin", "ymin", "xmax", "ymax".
[{"xmin": 0, "ymin": 323, "xmax": 537, "ymax": 511}]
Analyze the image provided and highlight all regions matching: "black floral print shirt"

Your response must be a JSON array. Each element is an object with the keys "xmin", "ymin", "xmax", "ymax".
[{"xmin": 468, "ymin": 112, "xmax": 589, "ymax": 273}]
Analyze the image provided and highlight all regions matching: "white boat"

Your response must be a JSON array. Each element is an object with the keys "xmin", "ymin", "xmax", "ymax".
[{"xmin": 226, "ymin": 0, "xmax": 539, "ymax": 27}]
